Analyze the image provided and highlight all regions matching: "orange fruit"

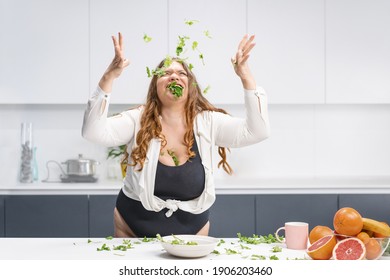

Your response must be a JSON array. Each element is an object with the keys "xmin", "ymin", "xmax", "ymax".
[
  {"xmin": 333, "ymin": 207, "xmax": 363, "ymax": 236},
  {"xmin": 307, "ymin": 235, "xmax": 337, "ymax": 260},
  {"xmin": 309, "ymin": 225, "xmax": 333, "ymax": 244},
  {"xmin": 357, "ymin": 231, "xmax": 370, "ymax": 245},
  {"xmin": 332, "ymin": 237, "xmax": 366, "ymax": 260},
  {"xmin": 365, "ymin": 238, "xmax": 382, "ymax": 260}
]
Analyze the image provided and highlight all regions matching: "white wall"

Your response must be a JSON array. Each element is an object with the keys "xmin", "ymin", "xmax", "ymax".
[{"xmin": 1, "ymin": 102, "xmax": 390, "ymax": 186}]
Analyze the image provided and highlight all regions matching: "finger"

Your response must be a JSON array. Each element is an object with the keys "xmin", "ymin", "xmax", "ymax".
[
  {"xmin": 237, "ymin": 34, "xmax": 249, "ymax": 51},
  {"xmin": 118, "ymin": 32, "xmax": 124, "ymax": 51},
  {"xmin": 242, "ymin": 42, "xmax": 256, "ymax": 57},
  {"xmin": 240, "ymin": 54, "xmax": 250, "ymax": 65},
  {"xmin": 112, "ymin": 35, "xmax": 121, "ymax": 56}
]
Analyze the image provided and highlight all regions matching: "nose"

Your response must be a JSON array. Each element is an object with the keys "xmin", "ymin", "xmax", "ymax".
[{"xmin": 169, "ymin": 72, "xmax": 179, "ymax": 81}]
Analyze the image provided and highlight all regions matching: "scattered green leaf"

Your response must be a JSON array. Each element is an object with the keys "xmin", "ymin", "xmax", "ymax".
[
  {"xmin": 251, "ymin": 254, "xmax": 266, "ymax": 260},
  {"xmin": 203, "ymin": 85, "xmax": 210, "ymax": 94},
  {"xmin": 106, "ymin": 236, "xmax": 114, "ymax": 240},
  {"xmin": 240, "ymin": 244, "xmax": 251, "ymax": 250},
  {"xmin": 204, "ymin": 30, "xmax": 212, "ymax": 39},
  {"xmin": 225, "ymin": 248, "xmax": 239, "ymax": 255},
  {"xmin": 192, "ymin": 41, "xmax": 198, "ymax": 51},
  {"xmin": 185, "ymin": 19, "xmax": 199, "ymax": 26},
  {"xmin": 237, "ymin": 233, "xmax": 280, "ymax": 244},
  {"xmin": 271, "ymin": 246, "xmax": 282, "ymax": 253},
  {"xmin": 217, "ymin": 239, "xmax": 225, "ymax": 246},
  {"xmin": 141, "ymin": 237, "xmax": 155, "ymax": 242},
  {"xmin": 97, "ymin": 243, "xmax": 111, "ymax": 251},
  {"xmin": 269, "ymin": 255, "xmax": 279, "ymax": 260},
  {"xmin": 176, "ymin": 35, "xmax": 190, "ymax": 56},
  {"xmin": 143, "ymin": 33, "xmax": 152, "ymax": 43}
]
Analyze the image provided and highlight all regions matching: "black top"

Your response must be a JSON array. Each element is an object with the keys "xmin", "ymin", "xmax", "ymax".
[{"xmin": 116, "ymin": 137, "xmax": 209, "ymax": 237}]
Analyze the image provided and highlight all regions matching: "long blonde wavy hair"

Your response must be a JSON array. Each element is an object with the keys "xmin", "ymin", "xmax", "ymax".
[{"xmin": 124, "ymin": 57, "xmax": 233, "ymax": 174}]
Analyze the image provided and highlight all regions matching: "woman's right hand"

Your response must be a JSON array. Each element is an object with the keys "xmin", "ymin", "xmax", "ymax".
[{"xmin": 99, "ymin": 32, "xmax": 130, "ymax": 92}]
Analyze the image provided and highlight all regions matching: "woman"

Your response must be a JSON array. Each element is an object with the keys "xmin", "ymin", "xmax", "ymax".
[{"xmin": 82, "ymin": 32, "xmax": 270, "ymax": 238}]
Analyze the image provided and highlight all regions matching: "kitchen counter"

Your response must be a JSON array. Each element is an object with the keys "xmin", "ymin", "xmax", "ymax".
[
  {"xmin": 1, "ymin": 237, "xmax": 389, "ymax": 260},
  {"xmin": 0, "ymin": 237, "xmax": 308, "ymax": 260},
  {"xmin": 1, "ymin": 176, "xmax": 390, "ymax": 195}
]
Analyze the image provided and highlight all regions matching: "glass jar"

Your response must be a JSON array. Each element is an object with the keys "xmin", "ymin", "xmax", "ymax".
[{"xmin": 19, "ymin": 122, "xmax": 34, "ymax": 183}]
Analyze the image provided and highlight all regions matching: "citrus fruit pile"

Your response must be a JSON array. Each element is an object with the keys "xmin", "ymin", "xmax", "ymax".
[{"xmin": 306, "ymin": 207, "xmax": 390, "ymax": 260}]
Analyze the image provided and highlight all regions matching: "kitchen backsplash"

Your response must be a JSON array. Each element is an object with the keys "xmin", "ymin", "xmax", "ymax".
[{"xmin": 1, "ymin": 103, "xmax": 390, "ymax": 185}]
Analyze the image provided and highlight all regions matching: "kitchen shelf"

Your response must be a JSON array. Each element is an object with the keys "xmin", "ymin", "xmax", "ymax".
[{"xmin": 1, "ymin": 176, "xmax": 390, "ymax": 195}]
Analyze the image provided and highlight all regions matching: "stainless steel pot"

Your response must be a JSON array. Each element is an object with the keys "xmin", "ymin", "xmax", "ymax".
[{"xmin": 62, "ymin": 154, "xmax": 99, "ymax": 176}]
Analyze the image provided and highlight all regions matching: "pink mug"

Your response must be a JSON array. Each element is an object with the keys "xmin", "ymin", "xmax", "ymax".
[{"xmin": 275, "ymin": 222, "xmax": 309, "ymax": 250}]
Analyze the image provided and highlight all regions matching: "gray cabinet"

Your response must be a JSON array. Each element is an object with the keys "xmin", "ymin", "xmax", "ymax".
[
  {"xmin": 0, "ymin": 196, "xmax": 4, "ymax": 237},
  {"xmin": 255, "ymin": 194, "xmax": 338, "ymax": 236},
  {"xmin": 209, "ymin": 195, "xmax": 256, "ymax": 238},
  {"xmin": 89, "ymin": 195, "xmax": 117, "ymax": 237},
  {"xmin": 339, "ymin": 194, "xmax": 390, "ymax": 224},
  {"xmin": 5, "ymin": 195, "xmax": 88, "ymax": 237}
]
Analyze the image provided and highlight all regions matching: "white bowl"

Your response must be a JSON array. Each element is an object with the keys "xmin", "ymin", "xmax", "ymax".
[{"xmin": 160, "ymin": 235, "xmax": 219, "ymax": 258}]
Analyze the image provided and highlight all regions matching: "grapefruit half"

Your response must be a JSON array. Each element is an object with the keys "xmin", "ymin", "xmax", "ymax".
[
  {"xmin": 309, "ymin": 225, "xmax": 333, "ymax": 244},
  {"xmin": 332, "ymin": 237, "xmax": 366, "ymax": 260},
  {"xmin": 307, "ymin": 235, "xmax": 337, "ymax": 260}
]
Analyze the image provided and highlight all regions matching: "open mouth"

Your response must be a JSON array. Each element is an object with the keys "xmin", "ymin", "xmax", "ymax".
[{"xmin": 167, "ymin": 81, "xmax": 184, "ymax": 98}]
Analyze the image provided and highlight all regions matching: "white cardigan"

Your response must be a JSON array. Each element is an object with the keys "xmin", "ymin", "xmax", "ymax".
[{"xmin": 82, "ymin": 86, "xmax": 270, "ymax": 217}]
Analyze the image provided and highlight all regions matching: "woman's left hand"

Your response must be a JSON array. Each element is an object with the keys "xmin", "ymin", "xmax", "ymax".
[{"xmin": 231, "ymin": 34, "xmax": 256, "ymax": 90}]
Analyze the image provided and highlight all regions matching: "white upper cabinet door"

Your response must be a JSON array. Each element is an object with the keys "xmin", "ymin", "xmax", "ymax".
[
  {"xmin": 169, "ymin": 0, "xmax": 246, "ymax": 104},
  {"xmin": 326, "ymin": 0, "xmax": 390, "ymax": 104},
  {"xmin": 248, "ymin": 0, "xmax": 325, "ymax": 104},
  {"xmin": 0, "ymin": 0, "xmax": 89, "ymax": 104},
  {"xmin": 90, "ymin": 0, "xmax": 168, "ymax": 105}
]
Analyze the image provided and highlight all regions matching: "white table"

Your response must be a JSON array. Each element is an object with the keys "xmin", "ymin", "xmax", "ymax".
[{"xmin": 0, "ymin": 237, "xmax": 308, "ymax": 260}]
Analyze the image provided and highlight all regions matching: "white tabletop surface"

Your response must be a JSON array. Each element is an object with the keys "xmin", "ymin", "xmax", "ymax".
[{"xmin": 0, "ymin": 237, "xmax": 309, "ymax": 260}]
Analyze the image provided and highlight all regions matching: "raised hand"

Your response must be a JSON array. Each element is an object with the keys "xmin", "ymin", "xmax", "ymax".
[
  {"xmin": 99, "ymin": 32, "xmax": 130, "ymax": 92},
  {"xmin": 106, "ymin": 32, "xmax": 130, "ymax": 79},
  {"xmin": 231, "ymin": 34, "xmax": 256, "ymax": 90}
]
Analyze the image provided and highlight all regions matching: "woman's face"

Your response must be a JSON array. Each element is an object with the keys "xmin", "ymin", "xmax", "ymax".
[{"xmin": 156, "ymin": 61, "xmax": 189, "ymax": 105}]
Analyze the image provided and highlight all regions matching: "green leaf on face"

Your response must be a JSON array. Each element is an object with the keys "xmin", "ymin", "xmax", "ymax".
[
  {"xmin": 167, "ymin": 81, "xmax": 183, "ymax": 99},
  {"xmin": 152, "ymin": 67, "xmax": 166, "ymax": 77},
  {"xmin": 143, "ymin": 33, "xmax": 152, "ymax": 43},
  {"xmin": 163, "ymin": 55, "xmax": 173, "ymax": 68}
]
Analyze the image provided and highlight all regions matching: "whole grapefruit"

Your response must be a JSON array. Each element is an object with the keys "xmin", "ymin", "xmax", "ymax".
[
  {"xmin": 332, "ymin": 237, "xmax": 366, "ymax": 260},
  {"xmin": 309, "ymin": 225, "xmax": 333, "ymax": 244},
  {"xmin": 333, "ymin": 207, "xmax": 363, "ymax": 236},
  {"xmin": 365, "ymin": 238, "xmax": 382, "ymax": 260},
  {"xmin": 307, "ymin": 235, "xmax": 337, "ymax": 260}
]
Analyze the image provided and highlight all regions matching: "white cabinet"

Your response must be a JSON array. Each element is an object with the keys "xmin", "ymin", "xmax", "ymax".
[
  {"xmin": 248, "ymin": 0, "xmax": 325, "ymax": 104},
  {"xmin": 89, "ymin": 0, "xmax": 168, "ymax": 105},
  {"xmin": 0, "ymin": 0, "xmax": 89, "ymax": 104},
  {"xmin": 168, "ymin": 0, "xmax": 246, "ymax": 104},
  {"xmin": 326, "ymin": 0, "xmax": 390, "ymax": 104}
]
